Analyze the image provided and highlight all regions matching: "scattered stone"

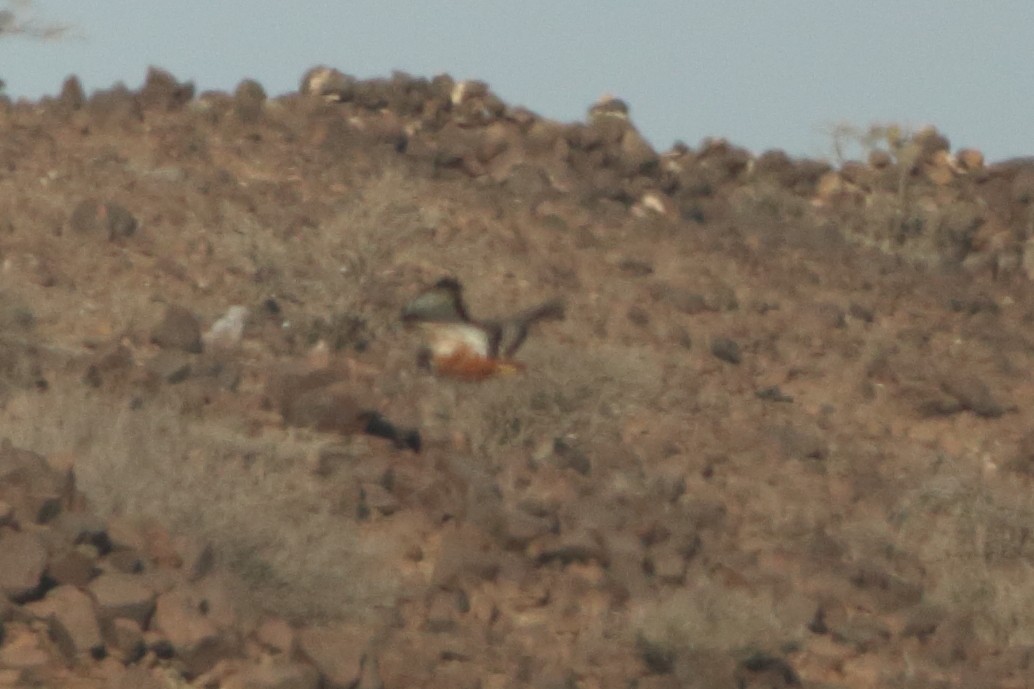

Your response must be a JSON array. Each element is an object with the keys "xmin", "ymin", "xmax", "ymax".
[
  {"xmin": 1006, "ymin": 429, "xmax": 1034, "ymax": 475},
  {"xmin": 139, "ymin": 67, "xmax": 195, "ymax": 111},
  {"xmin": 737, "ymin": 653, "xmax": 801, "ymax": 688},
  {"xmin": 82, "ymin": 343, "xmax": 134, "ymax": 388},
  {"xmin": 903, "ymin": 604, "xmax": 947, "ymax": 641},
  {"xmin": 153, "ymin": 588, "xmax": 237, "ymax": 676},
  {"xmin": 68, "ymin": 199, "xmax": 138, "ymax": 241},
  {"xmin": 151, "ymin": 304, "xmax": 203, "ymax": 354},
  {"xmin": 0, "ymin": 442, "xmax": 74, "ymax": 525},
  {"xmin": 940, "ymin": 373, "xmax": 1008, "ymax": 418},
  {"xmin": 45, "ymin": 548, "xmax": 97, "ymax": 587},
  {"xmin": 86, "ymin": 83, "xmax": 143, "ymax": 127},
  {"xmin": 617, "ymin": 258, "xmax": 654, "ymax": 277},
  {"xmin": 106, "ymin": 547, "xmax": 145, "ymax": 574},
  {"xmin": 254, "ymin": 617, "xmax": 296, "ymax": 655},
  {"xmin": 234, "ymin": 79, "xmax": 267, "ymax": 123},
  {"xmin": 203, "ymin": 305, "xmax": 249, "ymax": 350},
  {"xmin": 850, "ymin": 565, "xmax": 923, "ymax": 612},
  {"xmin": 755, "ymin": 386, "xmax": 793, "ymax": 403},
  {"xmin": 88, "ymin": 572, "xmax": 156, "ymax": 628},
  {"xmin": 297, "ymin": 624, "xmax": 368, "ymax": 689},
  {"xmin": 645, "ymin": 546, "xmax": 686, "ymax": 584},
  {"xmin": 109, "ymin": 666, "xmax": 168, "ymax": 689},
  {"xmin": 533, "ymin": 528, "xmax": 605, "ymax": 566},
  {"xmin": 224, "ymin": 660, "xmax": 321, "ymax": 689},
  {"xmin": 0, "ymin": 531, "xmax": 47, "ymax": 602},
  {"xmin": 0, "ymin": 625, "xmax": 51, "ymax": 671},
  {"xmin": 301, "ymin": 66, "xmax": 356, "ymax": 102},
  {"xmin": 360, "ymin": 483, "xmax": 400, "ymax": 516},
  {"xmin": 108, "ymin": 617, "xmax": 146, "ymax": 663},
  {"xmin": 710, "ymin": 337, "xmax": 742, "ymax": 365},
  {"xmin": 145, "ymin": 349, "xmax": 193, "ymax": 384},
  {"xmin": 25, "ymin": 584, "xmax": 104, "ymax": 660},
  {"xmin": 956, "ymin": 148, "xmax": 985, "ymax": 172},
  {"xmin": 431, "ymin": 524, "xmax": 499, "ymax": 587},
  {"xmin": 829, "ymin": 615, "xmax": 891, "ymax": 652}
]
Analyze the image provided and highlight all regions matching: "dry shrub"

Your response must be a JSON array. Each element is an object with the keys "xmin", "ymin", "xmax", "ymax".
[
  {"xmin": 892, "ymin": 465, "xmax": 1034, "ymax": 646},
  {"xmin": 3, "ymin": 384, "xmax": 403, "ymax": 623},
  {"xmin": 428, "ymin": 339, "xmax": 665, "ymax": 464},
  {"xmin": 631, "ymin": 578, "xmax": 797, "ymax": 658},
  {"xmin": 727, "ymin": 182, "xmax": 813, "ymax": 229}
]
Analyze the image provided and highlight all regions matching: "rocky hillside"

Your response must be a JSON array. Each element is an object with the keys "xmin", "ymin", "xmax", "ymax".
[{"xmin": 1, "ymin": 66, "xmax": 1034, "ymax": 687}]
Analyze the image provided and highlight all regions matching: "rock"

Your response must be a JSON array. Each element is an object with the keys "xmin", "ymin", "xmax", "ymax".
[
  {"xmin": 956, "ymin": 148, "xmax": 985, "ymax": 172},
  {"xmin": 82, "ymin": 343, "xmax": 134, "ymax": 388},
  {"xmin": 533, "ymin": 527, "xmax": 606, "ymax": 566},
  {"xmin": 139, "ymin": 67, "xmax": 195, "ymax": 111},
  {"xmin": 645, "ymin": 546, "xmax": 687, "ymax": 584},
  {"xmin": 45, "ymin": 547, "xmax": 97, "ymax": 586},
  {"xmin": 86, "ymin": 83, "xmax": 143, "ymax": 128},
  {"xmin": 153, "ymin": 588, "xmax": 238, "ymax": 677},
  {"xmin": 68, "ymin": 199, "xmax": 138, "ymax": 240},
  {"xmin": 106, "ymin": 547, "xmax": 145, "ymax": 574},
  {"xmin": 297, "ymin": 624, "xmax": 368, "ymax": 689},
  {"xmin": 755, "ymin": 386, "xmax": 793, "ymax": 403},
  {"xmin": 617, "ymin": 258, "xmax": 654, "ymax": 277},
  {"xmin": 431, "ymin": 523, "xmax": 499, "ymax": 587},
  {"xmin": 500, "ymin": 509, "xmax": 555, "ymax": 548},
  {"xmin": 145, "ymin": 349, "xmax": 193, "ymax": 384},
  {"xmin": 108, "ymin": 617, "xmax": 145, "ymax": 662},
  {"xmin": 829, "ymin": 615, "xmax": 891, "ymax": 652},
  {"xmin": 360, "ymin": 483, "xmax": 400, "ymax": 516},
  {"xmin": 254, "ymin": 617, "xmax": 296, "ymax": 654},
  {"xmin": 0, "ymin": 625, "xmax": 51, "ymax": 671},
  {"xmin": 655, "ymin": 285, "xmax": 707, "ymax": 314},
  {"xmin": 736, "ymin": 653, "xmax": 801, "ymax": 688},
  {"xmin": 619, "ymin": 129, "xmax": 659, "ymax": 175},
  {"xmin": 710, "ymin": 337, "xmax": 742, "ymax": 365},
  {"xmin": 850, "ymin": 564, "xmax": 923, "ymax": 612},
  {"xmin": 0, "ymin": 531, "xmax": 47, "ymax": 602},
  {"xmin": 589, "ymin": 94, "xmax": 630, "ymax": 121},
  {"xmin": 109, "ymin": 666, "xmax": 168, "ymax": 689},
  {"xmin": 25, "ymin": 584, "xmax": 104, "ymax": 660},
  {"xmin": 223, "ymin": 660, "xmax": 321, "ymax": 689},
  {"xmin": 51, "ymin": 510, "xmax": 111, "ymax": 552},
  {"xmin": 88, "ymin": 572, "xmax": 156, "ymax": 628},
  {"xmin": 301, "ymin": 66, "xmax": 356, "ymax": 102},
  {"xmin": 903, "ymin": 604, "xmax": 947, "ymax": 641},
  {"xmin": 203, "ymin": 305, "xmax": 249, "ymax": 350},
  {"xmin": 1007, "ymin": 429, "xmax": 1034, "ymax": 475},
  {"xmin": 940, "ymin": 373, "xmax": 1007, "ymax": 418},
  {"xmin": 234, "ymin": 79, "xmax": 267, "ymax": 123},
  {"xmin": 151, "ymin": 304, "xmax": 203, "ymax": 354},
  {"xmin": 0, "ymin": 441, "xmax": 74, "ymax": 525}
]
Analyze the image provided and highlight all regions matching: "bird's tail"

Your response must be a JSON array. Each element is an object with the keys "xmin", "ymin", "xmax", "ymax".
[{"xmin": 362, "ymin": 412, "xmax": 422, "ymax": 453}]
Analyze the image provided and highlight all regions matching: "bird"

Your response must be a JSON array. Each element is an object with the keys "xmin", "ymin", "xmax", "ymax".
[
  {"xmin": 265, "ymin": 366, "xmax": 421, "ymax": 452},
  {"xmin": 401, "ymin": 277, "xmax": 565, "ymax": 381}
]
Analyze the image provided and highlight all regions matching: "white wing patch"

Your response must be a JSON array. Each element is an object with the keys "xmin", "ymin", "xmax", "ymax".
[{"xmin": 424, "ymin": 323, "xmax": 490, "ymax": 358}]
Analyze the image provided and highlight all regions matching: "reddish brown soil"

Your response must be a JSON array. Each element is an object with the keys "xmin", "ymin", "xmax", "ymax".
[{"xmin": 1, "ymin": 66, "xmax": 1034, "ymax": 687}]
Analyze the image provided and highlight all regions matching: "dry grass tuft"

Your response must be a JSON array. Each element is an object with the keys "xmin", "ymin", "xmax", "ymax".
[{"xmin": 3, "ymin": 384, "xmax": 403, "ymax": 622}]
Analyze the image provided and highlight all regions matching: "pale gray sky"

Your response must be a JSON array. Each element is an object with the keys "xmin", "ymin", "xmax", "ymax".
[{"xmin": 1, "ymin": 1, "xmax": 1031, "ymax": 163}]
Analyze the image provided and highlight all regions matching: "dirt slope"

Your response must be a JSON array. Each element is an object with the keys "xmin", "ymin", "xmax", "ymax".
[{"xmin": 1, "ymin": 66, "xmax": 1034, "ymax": 687}]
